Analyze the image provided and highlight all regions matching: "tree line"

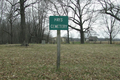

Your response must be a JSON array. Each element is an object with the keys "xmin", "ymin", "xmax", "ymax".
[{"xmin": 0, "ymin": 0, "xmax": 120, "ymax": 45}]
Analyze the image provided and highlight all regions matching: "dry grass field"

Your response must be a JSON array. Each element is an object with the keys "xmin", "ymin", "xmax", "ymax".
[
  {"xmin": 0, "ymin": 44, "xmax": 120, "ymax": 80},
  {"xmin": 85, "ymin": 41, "xmax": 120, "ymax": 44}
]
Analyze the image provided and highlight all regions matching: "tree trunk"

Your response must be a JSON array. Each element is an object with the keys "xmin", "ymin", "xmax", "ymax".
[
  {"xmin": 80, "ymin": 31, "xmax": 84, "ymax": 44},
  {"xmin": 80, "ymin": 20, "xmax": 84, "ymax": 44},
  {"xmin": 10, "ymin": 20, "xmax": 13, "ymax": 44},
  {"xmin": 67, "ymin": 29, "xmax": 70, "ymax": 44},
  {"xmin": 110, "ymin": 33, "xmax": 112, "ymax": 44},
  {"xmin": 1, "ymin": 29, "xmax": 3, "ymax": 44},
  {"xmin": 47, "ymin": 31, "xmax": 50, "ymax": 43},
  {"xmin": 20, "ymin": 0, "xmax": 28, "ymax": 46}
]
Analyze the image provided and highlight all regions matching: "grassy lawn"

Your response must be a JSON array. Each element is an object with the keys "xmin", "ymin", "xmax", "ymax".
[{"xmin": 0, "ymin": 44, "xmax": 120, "ymax": 80}]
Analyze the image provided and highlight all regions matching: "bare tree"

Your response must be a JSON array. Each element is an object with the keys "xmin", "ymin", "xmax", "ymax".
[
  {"xmin": 30, "ymin": 0, "xmax": 49, "ymax": 43},
  {"xmin": 101, "ymin": 15, "xmax": 120, "ymax": 44},
  {"xmin": 20, "ymin": 0, "xmax": 27, "ymax": 45},
  {"xmin": 67, "ymin": 0, "xmax": 97, "ymax": 44},
  {"xmin": 19, "ymin": 0, "xmax": 38, "ymax": 46},
  {"xmin": 0, "ymin": 0, "xmax": 51, "ymax": 44},
  {"xmin": 5, "ymin": 0, "xmax": 19, "ymax": 44},
  {"xmin": 4, "ymin": 0, "xmax": 28, "ymax": 45},
  {"xmin": 0, "ymin": 0, "xmax": 5, "ymax": 44}
]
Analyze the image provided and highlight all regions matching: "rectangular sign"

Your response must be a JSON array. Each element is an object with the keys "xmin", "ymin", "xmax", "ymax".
[{"xmin": 49, "ymin": 16, "xmax": 68, "ymax": 30}]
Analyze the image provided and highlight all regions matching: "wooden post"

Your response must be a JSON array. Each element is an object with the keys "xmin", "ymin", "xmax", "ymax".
[{"xmin": 57, "ymin": 30, "xmax": 61, "ymax": 70}]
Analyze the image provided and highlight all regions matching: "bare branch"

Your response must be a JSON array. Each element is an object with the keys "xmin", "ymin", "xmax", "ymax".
[
  {"xmin": 68, "ymin": 25, "xmax": 81, "ymax": 31},
  {"xmin": 6, "ymin": 0, "xmax": 19, "ymax": 7},
  {"xmin": 98, "ymin": 0, "xmax": 120, "ymax": 21},
  {"xmin": 25, "ymin": 1, "xmax": 38, "ymax": 8}
]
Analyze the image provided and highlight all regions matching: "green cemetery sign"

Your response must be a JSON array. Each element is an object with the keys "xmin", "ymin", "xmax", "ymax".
[{"xmin": 49, "ymin": 16, "xmax": 68, "ymax": 30}]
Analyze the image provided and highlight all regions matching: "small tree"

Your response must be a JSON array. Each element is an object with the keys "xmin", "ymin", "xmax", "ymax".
[
  {"xmin": 100, "ymin": 15, "xmax": 120, "ymax": 44},
  {"xmin": 6, "ymin": 0, "xmax": 19, "ymax": 44}
]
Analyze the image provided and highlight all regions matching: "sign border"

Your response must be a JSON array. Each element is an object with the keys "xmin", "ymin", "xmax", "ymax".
[{"xmin": 49, "ymin": 16, "xmax": 68, "ymax": 30}]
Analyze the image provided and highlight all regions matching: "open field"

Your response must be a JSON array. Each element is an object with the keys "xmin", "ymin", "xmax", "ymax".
[
  {"xmin": 0, "ymin": 44, "xmax": 120, "ymax": 80},
  {"xmin": 86, "ymin": 41, "xmax": 120, "ymax": 44},
  {"xmin": 72, "ymin": 41, "xmax": 120, "ymax": 44}
]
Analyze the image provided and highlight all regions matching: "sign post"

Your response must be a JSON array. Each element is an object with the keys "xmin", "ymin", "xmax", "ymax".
[
  {"xmin": 57, "ymin": 30, "xmax": 60, "ymax": 69},
  {"xmin": 49, "ymin": 16, "xmax": 68, "ymax": 70}
]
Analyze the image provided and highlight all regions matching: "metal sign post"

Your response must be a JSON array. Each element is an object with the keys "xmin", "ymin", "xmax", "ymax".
[
  {"xmin": 49, "ymin": 16, "xmax": 68, "ymax": 70},
  {"xmin": 57, "ymin": 30, "xmax": 60, "ymax": 70}
]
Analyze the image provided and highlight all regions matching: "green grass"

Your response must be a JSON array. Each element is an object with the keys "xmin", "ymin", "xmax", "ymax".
[{"xmin": 0, "ymin": 44, "xmax": 120, "ymax": 80}]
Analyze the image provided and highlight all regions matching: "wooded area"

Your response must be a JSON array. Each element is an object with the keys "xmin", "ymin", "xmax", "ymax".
[{"xmin": 0, "ymin": 0, "xmax": 120, "ymax": 45}]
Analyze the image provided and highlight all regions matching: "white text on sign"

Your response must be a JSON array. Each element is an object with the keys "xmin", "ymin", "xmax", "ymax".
[
  {"xmin": 54, "ymin": 18, "xmax": 63, "ymax": 22},
  {"xmin": 50, "ymin": 25, "xmax": 67, "ymax": 28}
]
